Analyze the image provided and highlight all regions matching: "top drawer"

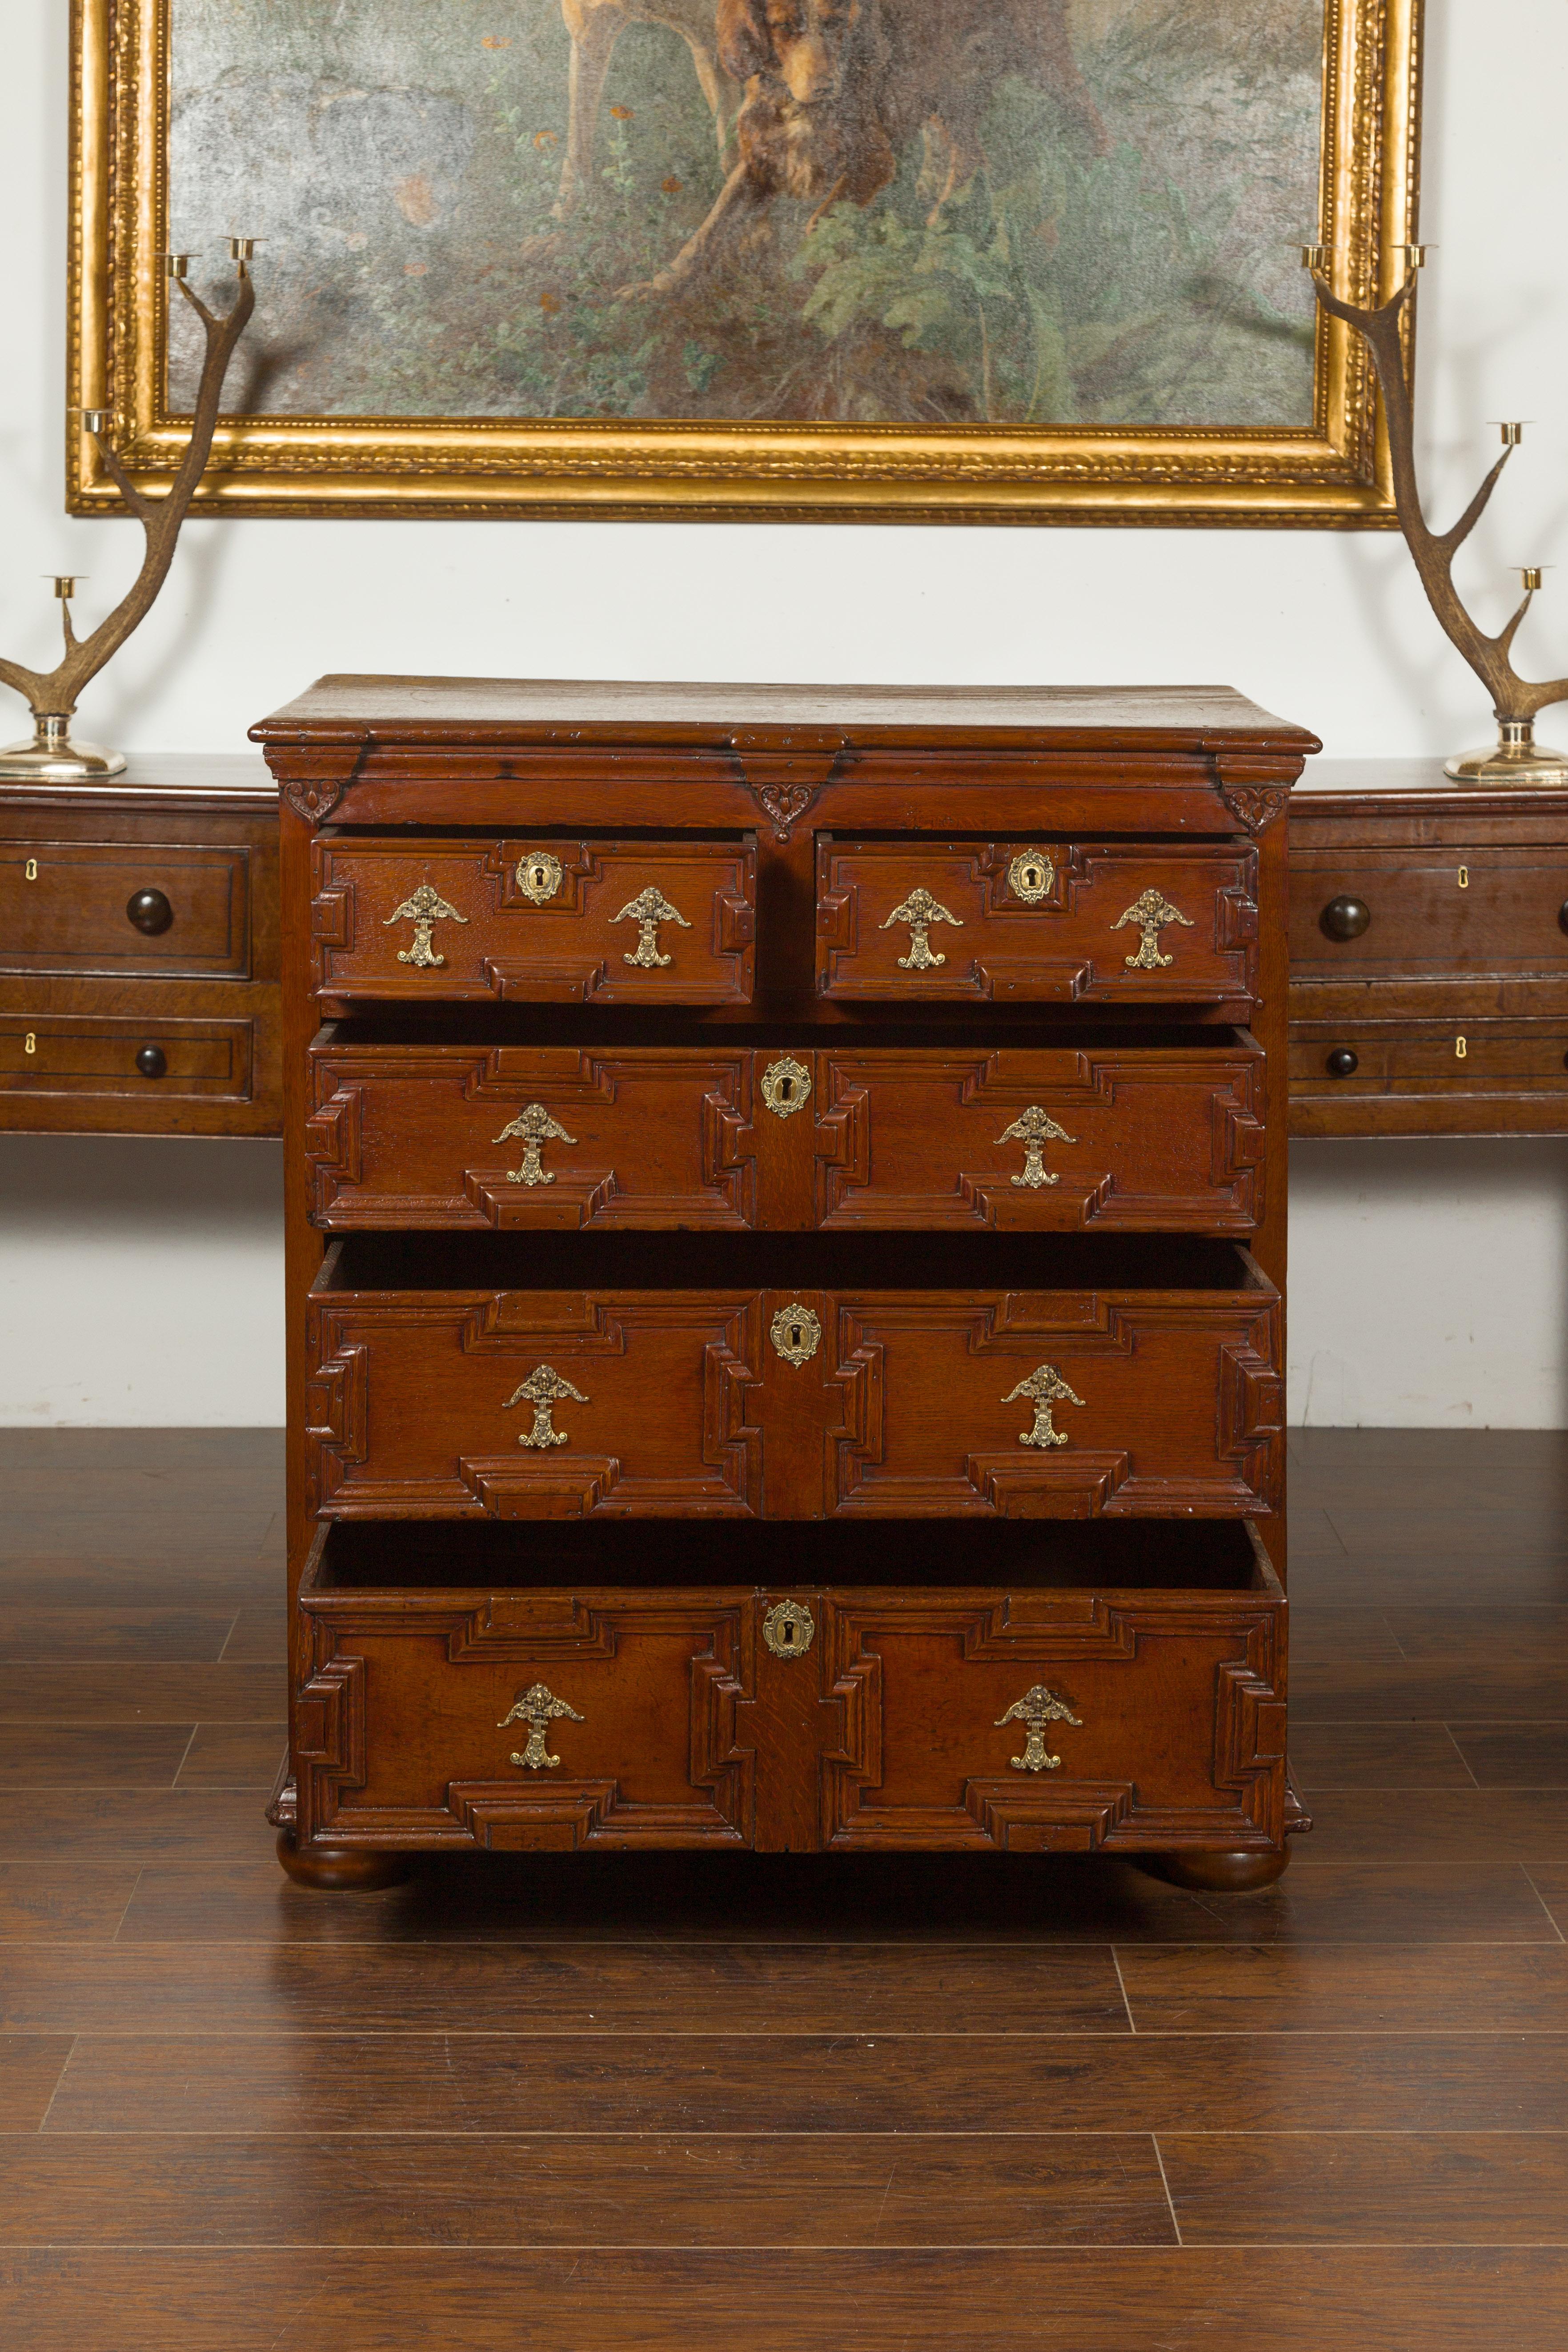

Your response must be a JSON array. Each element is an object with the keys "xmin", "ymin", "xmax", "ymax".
[
  {"xmin": 312, "ymin": 835, "xmax": 756, "ymax": 1007},
  {"xmin": 816, "ymin": 839, "xmax": 1258, "ymax": 1004},
  {"xmin": 1290, "ymin": 843, "xmax": 1568, "ymax": 979},
  {"xmin": 0, "ymin": 839, "xmax": 250, "ymax": 979}
]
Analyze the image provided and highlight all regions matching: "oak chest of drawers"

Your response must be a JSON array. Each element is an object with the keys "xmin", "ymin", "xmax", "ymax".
[{"xmin": 254, "ymin": 678, "xmax": 1315, "ymax": 1890}]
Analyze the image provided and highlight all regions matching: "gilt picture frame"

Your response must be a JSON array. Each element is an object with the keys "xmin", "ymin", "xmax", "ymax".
[{"xmin": 68, "ymin": 0, "xmax": 1421, "ymax": 524}]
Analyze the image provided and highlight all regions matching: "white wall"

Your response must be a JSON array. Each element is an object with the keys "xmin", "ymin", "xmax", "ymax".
[{"xmin": 3, "ymin": 0, "xmax": 1568, "ymax": 1426}]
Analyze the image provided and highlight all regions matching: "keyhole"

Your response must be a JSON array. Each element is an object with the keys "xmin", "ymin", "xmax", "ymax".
[
  {"xmin": 778, "ymin": 1074, "xmax": 794, "ymax": 1102},
  {"xmin": 780, "ymin": 1621, "xmax": 796, "ymax": 1648},
  {"xmin": 1023, "ymin": 863, "xmax": 1042, "ymax": 891},
  {"xmin": 529, "ymin": 862, "xmax": 548, "ymax": 891},
  {"xmin": 1456, "ymin": 1036, "xmax": 1467, "ymax": 1060},
  {"xmin": 1457, "ymin": 866, "xmax": 1469, "ymax": 889},
  {"xmin": 24, "ymin": 1032, "xmax": 36, "ymax": 1055},
  {"xmin": 24, "ymin": 859, "xmax": 38, "ymax": 882},
  {"xmin": 790, "ymin": 1324, "xmax": 802, "ymax": 1350}
]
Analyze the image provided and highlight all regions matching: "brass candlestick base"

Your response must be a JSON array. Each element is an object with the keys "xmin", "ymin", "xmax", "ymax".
[
  {"xmin": 1444, "ymin": 719, "xmax": 1568, "ymax": 787},
  {"xmin": 0, "ymin": 714, "xmax": 126, "ymax": 781}
]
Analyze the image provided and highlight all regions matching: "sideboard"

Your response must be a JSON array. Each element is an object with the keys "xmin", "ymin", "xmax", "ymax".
[
  {"xmin": 1290, "ymin": 759, "xmax": 1568, "ymax": 1137},
  {"xmin": 0, "ymin": 754, "xmax": 281, "ymax": 1136}
]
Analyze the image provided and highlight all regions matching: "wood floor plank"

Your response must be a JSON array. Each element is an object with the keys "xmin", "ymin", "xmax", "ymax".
[
  {"xmin": 47, "ymin": 2030, "xmax": 1568, "ymax": 2137},
  {"xmin": 112, "ymin": 1853, "xmax": 1562, "ymax": 1947},
  {"xmin": 0, "ymin": 1610, "xmax": 238, "ymax": 1662},
  {"xmin": 1523, "ymin": 1868, "xmax": 1568, "ymax": 1937},
  {"xmin": 1447, "ymin": 1726, "xmax": 1568, "ymax": 1786},
  {"xmin": 1117, "ymin": 1945, "xmax": 1568, "ymax": 2035},
  {"xmin": 1289, "ymin": 1427, "xmax": 1568, "ymax": 1473},
  {"xmin": 0, "ymin": 1726, "xmax": 194, "ymax": 1787},
  {"xmin": 0, "ymin": 1942, "xmax": 1129, "ymax": 2035},
  {"xmin": 0, "ymin": 2248, "xmax": 1559, "ymax": 2352},
  {"xmin": 1292, "ymin": 1790, "xmax": 1568, "ymax": 1866},
  {"xmin": 1161, "ymin": 2132, "xmax": 1568, "ymax": 2244},
  {"xmin": 1385, "ymin": 1608, "xmax": 1568, "ymax": 1662},
  {"xmin": 0, "ymin": 2038, "xmax": 75, "ymax": 2131},
  {"xmin": 0, "ymin": 1665, "xmax": 286, "ymax": 1723},
  {"xmin": 1287, "ymin": 1724, "xmax": 1478, "ymax": 1789},
  {"xmin": 173, "ymin": 1724, "xmax": 287, "ymax": 1789},
  {"xmin": 1289, "ymin": 1558, "xmax": 1568, "ymax": 1607},
  {"xmin": 0, "ymin": 2131, "xmax": 1177, "ymax": 2248},
  {"xmin": 0, "ymin": 1792, "xmax": 269, "ymax": 1865},
  {"xmin": 1291, "ymin": 1657, "xmax": 1568, "ymax": 1719},
  {"xmin": 1325, "ymin": 1506, "xmax": 1568, "ymax": 1556},
  {"xmin": 217, "ymin": 1610, "xmax": 286, "ymax": 1664},
  {"xmin": 0, "ymin": 1863, "xmax": 144, "ymax": 1943},
  {"xmin": 0, "ymin": 1563, "xmax": 277, "ymax": 1609}
]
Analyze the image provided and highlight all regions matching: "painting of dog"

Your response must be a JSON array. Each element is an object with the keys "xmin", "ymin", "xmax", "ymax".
[{"xmin": 168, "ymin": 0, "xmax": 1326, "ymax": 430}]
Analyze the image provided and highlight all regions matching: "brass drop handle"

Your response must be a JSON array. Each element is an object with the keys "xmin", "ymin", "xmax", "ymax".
[
  {"xmin": 1320, "ymin": 894, "xmax": 1371, "ymax": 941},
  {"xmin": 1325, "ymin": 1048, "xmax": 1359, "ymax": 1077},
  {"xmin": 126, "ymin": 887, "xmax": 173, "ymax": 935},
  {"xmin": 135, "ymin": 1044, "xmax": 167, "ymax": 1080}
]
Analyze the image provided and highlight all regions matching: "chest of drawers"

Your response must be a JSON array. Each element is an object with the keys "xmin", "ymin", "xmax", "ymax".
[{"xmin": 254, "ymin": 678, "xmax": 1315, "ymax": 1891}]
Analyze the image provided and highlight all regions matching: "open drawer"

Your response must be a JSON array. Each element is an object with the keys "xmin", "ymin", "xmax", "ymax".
[{"xmin": 288, "ymin": 1518, "xmax": 1290, "ymax": 1858}]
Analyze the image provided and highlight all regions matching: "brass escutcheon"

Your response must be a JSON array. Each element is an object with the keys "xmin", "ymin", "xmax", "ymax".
[
  {"xmin": 502, "ymin": 1364, "xmax": 589, "ymax": 1449},
  {"xmin": 1003, "ymin": 1362, "xmax": 1084, "ymax": 1449},
  {"xmin": 760, "ymin": 1056, "xmax": 812, "ymax": 1118},
  {"xmin": 1111, "ymin": 887, "xmax": 1194, "ymax": 972},
  {"xmin": 493, "ymin": 1101, "xmax": 577, "ymax": 1186},
  {"xmin": 995, "ymin": 1683, "xmax": 1083, "ymax": 1772},
  {"xmin": 613, "ymin": 885, "xmax": 690, "ymax": 969},
  {"xmin": 383, "ymin": 881, "xmax": 468, "ymax": 969},
  {"xmin": 880, "ymin": 886, "xmax": 963, "ymax": 971},
  {"xmin": 995, "ymin": 1104, "xmax": 1077, "ymax": 1189},
  {"xmin": 770, "ymin": 1303, "xmax": 821, "ymax": 1366},
  {"xmin": 24, "ymin": 858, "xmax": 38, "ymax": 882},
  {"xmin": 24, "ymin": 1032, "xmax": 36, "ymax": 1055},
  {"xmin": 1008, "ymin": 849, "xmax": 1055, "ymax": 903},
  {"xmin": 517, "ymin": 850, "xmax": 564, "ymax": 904},
  {"xmin": 497, "ymin": 1681, "xmax": 584, "ymax": 1770},
  {"xmin": 762, "ymin": 1599, "xmax": 816, "ymax": 1658}
]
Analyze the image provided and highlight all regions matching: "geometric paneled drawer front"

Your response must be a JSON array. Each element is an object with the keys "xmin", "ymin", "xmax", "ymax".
[
  {"xmin": 305, "ymin": 1267, "xmax": 1281, "ymax": 1522},
  {"xmin": 311, "ymin": 834, "xmax": 755, "ymax": 1006},
  {"xmin": 0, "ymin": 838, "xmax": 250, "ymax": 977},
  {"xmin": 305, "ymin": 1036, "xmax": 1266, "ymax": 1233},
  {"xmin": 289, "ymin": 1526, "xmax": 1286, "ymax": 1856},
  {"xmin": 817, "ymin": 838, "xmax": 1259, "ymax": 1004}
]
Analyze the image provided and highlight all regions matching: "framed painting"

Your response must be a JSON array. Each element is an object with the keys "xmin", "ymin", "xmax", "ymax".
[{"xmin": 68, "ymin": 0, "xmax": 1421, "ymax": 523}]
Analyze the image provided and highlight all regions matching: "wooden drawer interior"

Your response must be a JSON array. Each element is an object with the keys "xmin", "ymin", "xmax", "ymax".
[{"xmin": 0, "ymin": 839, "xmax": 249, "ymax": 977}]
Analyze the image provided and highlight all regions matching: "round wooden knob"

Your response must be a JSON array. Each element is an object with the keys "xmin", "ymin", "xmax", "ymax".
[
  {"xmin": 135, "ymin": 1044, "xmax": 167, "ymax": 1080},
  {"xmin": 1558, "ymin": 899, "xmax": 1568, "ymax": 936},
  {"xmin": 1326, "ymin": 1048, "xmax": 1359, "ymax": 1077},
  {"xmin": 126, "ymin": 887, "xmax": 173, "ymax": 935},
  {"xmin": 1320, "ymin": 894, "xmax": 1371, "ymax": 941}
]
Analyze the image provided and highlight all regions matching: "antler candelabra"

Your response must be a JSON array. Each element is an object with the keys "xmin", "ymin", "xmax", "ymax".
[
  {"xmin": 0, "ymin": 241, "xmax": 258, "ymax": 782},
  {"xmin": 1301, "ymin": 241, "xmax": 1568, "ymax": 785}
]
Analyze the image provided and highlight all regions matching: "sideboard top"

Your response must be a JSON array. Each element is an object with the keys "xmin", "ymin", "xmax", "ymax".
[{"xmin": 251, "ymin": 674, "xmax": 1319, "ymax": 754}]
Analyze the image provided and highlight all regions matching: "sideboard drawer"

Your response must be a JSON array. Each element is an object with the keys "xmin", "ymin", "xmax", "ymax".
[
  {"xmin": 0, "ymin": 1014, "xmax": 256, "ymax": 1100},
  {"xmin": 312, "ymin": 835, "xmax": 755, "ymax": 1006},
  {"xmin": 0, "ymin": 838, "xmax": 250, "ymax": 978},
  {"xmin": 816, "ymin": 839, "xmax": 1258, "ymax": 1004},
  {"xmin": 306, "ymin": 1244, "xmax": 1279, "ymax": 1521},
  {"xmin": 1290, "ymin": 843, "xmax": 1568, "ymax": 980},
  {"xmin": 1289, "ymin": 1016, "xmax": 1568, "ymax": 1137},
  {"xmin": 305, "ymin": 1033, "xmax": 1266, "ymax": 1234}
]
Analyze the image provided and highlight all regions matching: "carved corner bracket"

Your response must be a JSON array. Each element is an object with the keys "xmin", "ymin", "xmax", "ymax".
[
  {"xmin": 275, "ymin": 756, "xmax": 361, "ymax": 824},
  {"xmin": 1210, "ymin": 761, "xmax": 1297, "ymax": 836},
  {"xmin": 729, "ymin": 731, "xmax": 849, "ymax": 842}
]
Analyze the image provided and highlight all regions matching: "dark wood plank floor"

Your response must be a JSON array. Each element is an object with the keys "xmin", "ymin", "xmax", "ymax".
[{"xmin": 1, "ymin": 1425, "xmax": 1565, "ymax": 2348}]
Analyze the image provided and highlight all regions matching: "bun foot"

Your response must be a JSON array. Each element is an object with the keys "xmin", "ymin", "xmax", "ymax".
[
  {"xmin": 1142, "ymin": 1846, "xmax": 1290, "ymax": 1894},
  {"xmin": 276, "ymin": 1830, "xmax": 411, "ymax": 1892}
]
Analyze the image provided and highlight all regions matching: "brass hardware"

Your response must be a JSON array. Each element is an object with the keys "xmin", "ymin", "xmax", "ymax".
[
  {"xmin": 1458, "ymin": 865, "xmax": 1469, "ymax": 888},
  {"xmin": 1112, "ymin": 888, "xmax": 1195, "ymax": 971},
  {"xmin": 517, "ymin": 850, "xmax": 564, "ymax": 904},
  {"xmin": 1008, "ymin": 849, "xmax": 1055, "ymax": 904},
  {"xmin": 613, "ymin": 885, "xmax": 690, "ymax": 969},
  {"xmin": 770, "ymin": 1303, "xmax": 821, "ymax": 1367},
  {"xmin": 24, "ymin": 859, "xmax": 37, "ymax": 882},
  {"xmin": 502, "ymin": 1364, "xmax": 589, "ymax": 1449},
  {"xmin": 384, "ymin": 881, "xmax": 468, "ymax": 968},
  {"xmin": 995, "ymin": 1684, "xmax": 1083, "ymax": 1773},
  {"xmin": 762, "ymin": 1599, "xmax": 816, "ymax": 1659},
  {"xmin": 995, "ymin": 1105, "xmax": 1076, "ymax": 1189},
  {"xmin": 493, "ymin": 1102, "xmax": 577, "ymax": 1186},
  {"xmin": 881, "ymin": 887, "xmax": 963, "ymax": 971},
  {"xmin": 1456, "ymin": 1035, "xmax": 1467, "ymax": 1059},
  {"xmin": 24, "ymin": 1033, "xmax": 35, "ymax": 1055},
  {"xmin": 1003, "ymin": 1363, "xmax": 1084, "ymax": 1449},
  {"xmin": 497, "ymin": 1681, "xmax": 584, "ymax": 1771},
  {"xmin": 760, "ymin": 1056, "xmax": 812, "ymax": 1119}
]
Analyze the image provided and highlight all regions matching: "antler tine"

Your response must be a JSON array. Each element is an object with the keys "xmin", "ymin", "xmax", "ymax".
[
  {"xmin": 1303, "ymin": 254, "xmax": 1568, "ymax": 730},
  {"xmin": 0, "ymin": 258, "xmax": 255, "ymax": 730}
]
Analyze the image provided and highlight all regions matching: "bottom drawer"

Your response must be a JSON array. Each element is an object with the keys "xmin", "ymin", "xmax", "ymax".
[
  {"xmin": 289, "ymin": 1520, "xmax": 1288, "ymax": 1857},
  {"xmin": 0, "ymin": 1014, "xmax": 255, "ymax": 1100},
  {"xmin": 1290, "ymin": 1017, "xmax": 1568, "ymax": 1136}
]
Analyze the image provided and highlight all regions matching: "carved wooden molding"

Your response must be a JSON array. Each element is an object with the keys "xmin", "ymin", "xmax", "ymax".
[{"xmin": 1214, "ymin": 781, "xmax": 1292, "ymax": 835}]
